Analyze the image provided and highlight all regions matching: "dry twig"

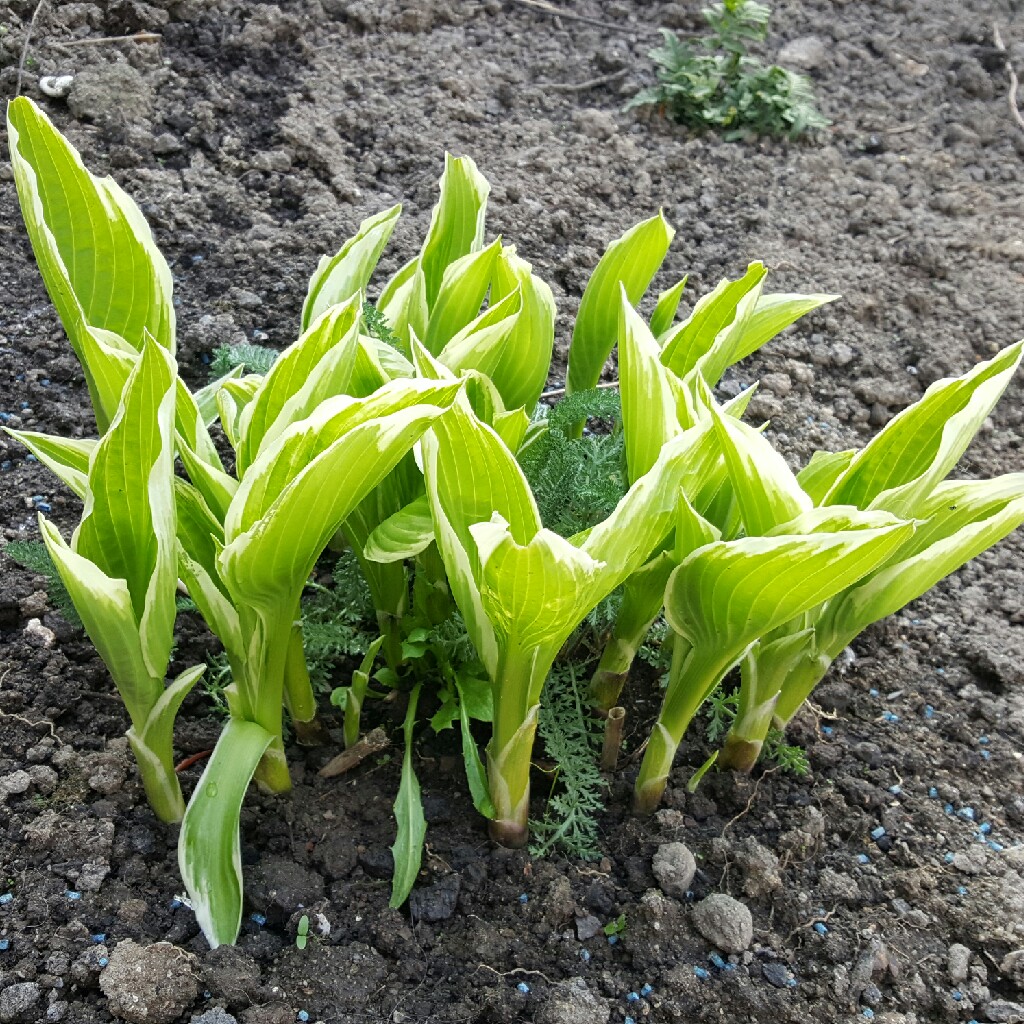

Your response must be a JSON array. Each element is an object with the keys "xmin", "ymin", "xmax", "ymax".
[
  {"xmin": 541, "ymin": 69, "xmax": 630, "ymax": 93},
  {"xmin": 15, "ymin": 0, "xmax": 46, "ymax": 98},
  {"xmin": 50, "ymin": 31, "xmax": 162, "ymax": 50},
  {"xmin": 993, "ymin": 24, "xmax": 1024, "ymax": 133},
  {"xmin": 318, "ymin": 727, "xmax": 390, "ymax": 778},
  {"xmin": 507, "ymin": 0, "xmax": 647, "ymax": 36}
]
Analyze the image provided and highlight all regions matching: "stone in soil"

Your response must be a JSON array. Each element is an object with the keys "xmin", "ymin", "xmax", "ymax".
[
  {"xmin": 691, "ymin": 893, "xmax": 754, "ymax": 953},
  {"xmin": 0, "ymin": 982, "xmax": 41, "ymax": 1024},
  {"xmin": 535, "ymin": 978, "xmax": 611, "ymax": 1024},
  {"xmin": 651, "ymin": 841, "xmax": 697, "ymax": 899},
  {"xmin": 99, "ymin": 940, "xmax": 199, "ymax": 1024}
]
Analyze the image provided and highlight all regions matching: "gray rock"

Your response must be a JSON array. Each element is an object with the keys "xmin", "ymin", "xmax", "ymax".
[
  {"xmin": 68, "ymin": 64, "xmax": 153, "ymax": 123},
  {"xmin": 535, "ymin": 978, "xmax": 611, "ymax": 1024},
  {"xmin": 100, "ymin": 940, "xmax": 199, "ymax": 1024},
  {"xmin": 575, "ymin": 913, "xmax": 603, "ymax": 941},
  {"xmin": 691, "ymin": 894, "xmax": 753, "ymax": 953},
  {"xmin": 0, "ymin": 770, "xmax": 31, "ymax": 801},
  {"xmin": 190, "ymin": 1011, "xmax": 238, "ymax": 1024},
  {"xmin": 948, "ymin": 943, "xmax": 971, "ymax": 984},
  {"xmin": 734, "ymin": 838, "xmax": 782, "ymax": 898},
  {"xmin": 778, "ymin": 35, "xmax": 828, "ymax": 71},
  {"xmin": 1001, "ymin": 949, "xmax": 1024, "ymax": 990},
  {"xmin": 0, "ymin": 982, "xmax": 42, "ymax": 1024},
  {"xmin": 761, "ymin": 961, "xmax": 790, "ymax": 988},
  {"xmin": 984, "ymin": 1000, "xmax": 1024, "ymax": 1023},
  {"xmin": 652, "ymin": 842, "xmax": 697, "ymax": 899}
]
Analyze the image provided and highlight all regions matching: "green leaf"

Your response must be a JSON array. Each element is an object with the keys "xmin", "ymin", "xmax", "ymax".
[
  {"xmin": 3, "ymin": 430, "xmax": 94, "ymax": 499},
  {"xmin": 195, "ymin": 365, "xmax": 243, "ymax": 428},
  {"xmin": 40, "ymin": 516, "xmax": 159, "ymax": 725},
  {"xmin": 458, "ymin": 678, "xmax": 496, "ymax": 818},
  {"xmin": 436, "ymin": 288, "xmax": 523, "ymax": 381},
  {"xmin": 824, "ymin": 340, "xmax": 1024, "ymax": 516},
  {"xmin": 237, "ymin": 298, "xmax": 362, "ymax": 474},
  {"xmin": 390, "ymin": 684, "xmax": 427, "ymax": 907},
  {"xmin": 618, "ymin": 292, "xmax": 685, "ymax": 481},
  {"xmin": 419, "ymin": 154, "xmax": 490, "ymax": 309},
  {"xmin": 364, "ymin": 494, "xmax": 435, "ymax": 563},
  {"xmin": 796, "ymin": 449, "xmax": 856, "ymax": 506},
  {"xmin": 660, "ymin": 262, "xmax": 765, "ymax": 379},
  {"xmin": 667, "ymin": 507, "xmax": 915, "ymax": 654},
  {"xmin": 423, "ymin": 238, "xmax": 502, "ymax": 355},
  {"xmin": 8, "ymin": 97, "xmax": 174, "ymax": 430},
  {"xmin": 486, "ymin": 245, "xmax": 556, "ymax": 414},
  {"xmin": 302, "ymin": 205, "xmax": 401, "ymax": 331},
  {"xmin": 730, "ymin": 291, "xmax": 837, "ymax": 362},
  {"xmin": 650, "ymin": 276, "xmax": 688, "ymax": 339},
  {"xmin": 566, "ymin": 211, "xmax": 675, "ymax": 412},
  {"xmin": 179, "ymin": 719, "xmax": 274, "ymax": 947},
  {"xmin": 824, "ymin": 473, "xmax": 1024, "ymax": 644},
  {"xmin": 75, "ymin": 338, "xmax": 179, "ymax": 680},
  {"xmin": 221, "ymin": 380, "xmax": 461, "ymax": 615},
  {"xmin": 709, "ymin": 396, "xmax": 811, "ymax": 535}
]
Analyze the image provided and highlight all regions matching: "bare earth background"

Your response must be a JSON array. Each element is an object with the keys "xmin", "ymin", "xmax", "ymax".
[{"xmin": 1, "ymin": 1, "xmax": 1023, "ymax": 1022}]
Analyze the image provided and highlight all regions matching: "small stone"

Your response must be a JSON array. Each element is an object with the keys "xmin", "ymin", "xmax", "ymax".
[
  {"xmin": 984, "ymin": 1001, "xmax": 1024, "ymax": 1023},
  {"xmin": 535, "ymin": 978, "xmax": 611, "ymax": 1024},
  {"xmin": 189, "ymin": 1011, "xmax": 238, "ymax": 1024},
  {"xmin": 691, "ymin": 894, "xmax": 754, "ymax": 953},
  {"xmin": 99, "ymin": 941, "xmax": 199, "ymax": 1024},
  {"xmin": 23, "ymin": 618, "xmax": 56, "ymax": 647},
  {"xmin": 575, "ymin": 914, "xmax": 603, "ymax": 941},
  {"xmin": 761, "ymin": 962, "xmax": 790, "ymax": 988},
  {"xmin": 0, "ymin": 770, "xmax": 31, "ymax": 800},
  {"xmin": 0, "ymin": 982, "xmax": 42, "ymax": 1023},
  {"xmin": 652, "ymin": 842, "xmax": 697, "ymax": 899},
  {"xmin": 19, "ymin": 590, "xmax": 48, "ymax": 618},
  {"xmin": 778, "ymin": 35, "xmax": 828, "ymax": 70},
  {"xmin": 733, "ymin": 838, "xmax": 782, "ymax": 898},
  {"xmin": 947, "ymin": 943, "xmax": 971, "ymax": 984},
  {"xmin": 151, "ymin": 133, "xmax": 183, "ymax": 156},
  {"xmin": 1000, "ymin": 949, "xmax": 1024, "ymax": 990}
]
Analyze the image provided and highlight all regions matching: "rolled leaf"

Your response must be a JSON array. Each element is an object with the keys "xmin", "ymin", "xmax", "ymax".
[
  {"xmin": 566, "ymin": 211, "xmax": 675, "ymax": 406},
  {"xmin": 823, "ymin": 340, "xmax": 1024, "ymax": 516},
  {"xmin": 302, "ymin": 205, "xmax": 401, "ymax": 330},
  {"xmin": 8, "ymin": 97, "xmax": 174, "ymax": 429},
  {"xmin": 179, "ymin": 719, "xmax": 274, "ymax": 947},
  {"xmin": 390, "ymin": 684, "xmax": 426, "ymax": 907}
]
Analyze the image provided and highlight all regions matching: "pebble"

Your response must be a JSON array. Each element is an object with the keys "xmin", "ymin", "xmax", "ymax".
[
  {"xmin": 948, "ymin": 943, "xmax": 971, "ymax": 984},
  {"xmin": 535, "ymin": 978, "xmax": 611, "ymax": 1024},
  {"xmin": 778, "ymin": 35, "xmax": 828, "ymax": 70},
  {"xmin": 652, "ymin": 842, "xmax": 697, "ymax": 899},
  {"xmin": 761, "ymin": 962, "xmax": 790, "ymax": 988},
  {"xmin": 99, "ymin": 941, "xmax": 199, "ymax": 1024},
  {"xmin": 0, "ymin": 982, "xmax": 41, "ymax": 1023},
  {"xmin": 691, "ymin": 894, "xmax": 754, "ymax": 953},
  {"xmin": 984, "ymin": 1000, "xmax": 1024, "ymax": 1023},
  {"xmin": 189, "ymin": 1013, "xmax": 238, "ymax": 1024}
]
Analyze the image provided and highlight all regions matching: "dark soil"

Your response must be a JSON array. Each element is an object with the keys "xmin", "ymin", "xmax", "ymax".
[{"xmin": 1, "ymin": 1, "xmax": 1024, "ymax": 1023}]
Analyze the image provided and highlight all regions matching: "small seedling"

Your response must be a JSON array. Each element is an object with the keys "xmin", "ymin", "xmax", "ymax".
[
  {"xmin": 629, "ymin": 0, "xmax": 828, "ymax": 141},
  {"xmin": 295, "ymin": 915, "xmax": 309, "ymax": 951},
  {"xmin": 603, "ymin": 913, "xmax": 627, "ymax": 937}
]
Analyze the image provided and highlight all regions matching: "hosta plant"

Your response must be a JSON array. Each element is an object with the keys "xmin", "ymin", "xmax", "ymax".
[
  {"xmin": 9, "ymin": 340, "xmax": 204, "ymax": 823},
  {"xmin": 716, "ymin": 340, "xmax": 1024, "ymax": 772}
]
